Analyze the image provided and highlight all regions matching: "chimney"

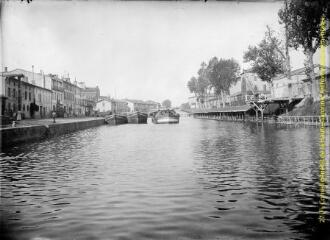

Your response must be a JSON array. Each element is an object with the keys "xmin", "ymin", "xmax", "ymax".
[{"xmin": 32, "ymin": 65, "xmax": 35, "ymax": 85}]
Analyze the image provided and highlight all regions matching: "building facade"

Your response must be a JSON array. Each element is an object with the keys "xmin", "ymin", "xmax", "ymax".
[
  {"xmin": 125, "ymin": 99, "xmax": 161, "ymax": 113},
  {"xmin": 271, "ymin": 65, "xmax": 330, "ymax": 100},
  {"xmin": 33, "ymin": 85, "xmax": 52, "ymax": 118},
  {"xmin": 95, "ymin": 99, "xmax": 129, "ymax": 114},
  {"xmin": 2, "ymin": 73, "xmax": 35, "ymax": 119},
  {"xmin": 1, "ymin": 67, "xmax": 100, "ymax": 119},
  {"xmin": 5, "ymin": 68, "xmax": 52, "ymax": 90},
  {"xmin": 81, "ymin": 87, "xmax": 100, "ymax": 103},
  {"xmin": 95, "ymin": 99, "xmax": 112, "ymax": 114},
  {"xmin": 229, "ymin": 71, "xmax": 271, "ymax": 106}
]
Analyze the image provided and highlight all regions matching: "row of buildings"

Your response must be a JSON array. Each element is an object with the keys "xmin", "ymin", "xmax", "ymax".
[
  {"xmin": 0, "ymin": 67, "xmax": 162, "ymax": 120},
  {"xmin": 94, "ymin": 98, "xmax": 161, "ymax": 115},
  {"xmin": 1, "ymin": 68, "xmax": 100, "ymax": 119},
  {"xmin": 188, "ymin": 65, "xmax": 330, "ymax": 110}
]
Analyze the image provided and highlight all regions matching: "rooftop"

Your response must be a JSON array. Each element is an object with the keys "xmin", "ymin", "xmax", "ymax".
[{"xmin": 272, "ymin": 64, "xmax": 330, "ymax": 81}]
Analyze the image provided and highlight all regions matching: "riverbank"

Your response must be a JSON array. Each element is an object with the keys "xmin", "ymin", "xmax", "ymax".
[
  {"xmin": 193, "ymin": 114, "xmax": 330, "ymax": 127},
  {"xmin": 0, "ymin": 117, "xmax": 105, "ymax": 147},
  {"xmin": 286, "ymin": 98, "xmax": 330, "ymax": 116}
]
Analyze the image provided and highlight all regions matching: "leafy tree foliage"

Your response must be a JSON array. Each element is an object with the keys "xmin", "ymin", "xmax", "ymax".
[
  {"xmin": 206, "ymin": 57, "xmax": 240, "ymax": 95},
  {"xmin": 205, "ymin": 57, "xmax": 240, "ymax": 107},
  {"xmin": 186, "ymin": 62, "xmax": 210, "ymax": 107},
  {"xmin": 180, "ymin": 102, "xmax": 191, "ymax": 110},
  {"xmin": 243, "ymin": 26, "xmax": 286, "ymax": 82},
  {"xmin": 187, "ymin": 58, "xmax": 240, "ymax": 108},
  {"xmin": 278, "ymin": 0, "xmax": 330, "ymax": 96},
  {"xmin": 162, "ymin": 99, "xmax": 172, "ymax": 108},
  {"xmin": 187, "ymin": 77, "xmax": 198, "ymax": 95}
]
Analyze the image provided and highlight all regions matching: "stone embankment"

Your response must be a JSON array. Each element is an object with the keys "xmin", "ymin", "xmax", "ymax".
[{"xmin": 1, "ymin": 117, "xmax": 105, "ymax": 147}]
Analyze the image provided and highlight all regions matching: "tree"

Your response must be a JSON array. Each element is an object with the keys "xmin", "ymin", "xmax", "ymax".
[
  {"xmin": 187, "ymin": 62, "xmax": 210, "ymax": 109},
  {"xmin": 243, "ymin": 26, "xmax": 287, "ymax": 83},
  {"xmin": 207, "ymin": 57, "xmax": 240, "ymax": 107},
  {"xmin": 180, "ymin": 102, "xmax": 191, "ymax": 110},
  {"xmin": 187, "ymin": 77, "xmax": 198, "ymax": 95},
  {"xmin": 162, "ymin": 99, "xmax": 171, "ymax": 108},
  {"xmin": 278, "ymin": 0, "xmax": 330, "ymax": 98}
]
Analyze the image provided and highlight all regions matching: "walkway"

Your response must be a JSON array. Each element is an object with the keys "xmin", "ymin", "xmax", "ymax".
[{"xmin": 1, "ymin": 117, "xmax": 104, "ymax": 129}]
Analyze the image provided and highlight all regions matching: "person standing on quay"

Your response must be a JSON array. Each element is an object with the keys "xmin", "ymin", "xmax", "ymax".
[{"xmin": 52, "ymin": 111, "xmax": 56, "ymax": 123}]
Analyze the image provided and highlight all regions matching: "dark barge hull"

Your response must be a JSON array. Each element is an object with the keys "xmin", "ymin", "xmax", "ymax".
[
  {"xmin": 105, "ymin": 114, "xmax": 128, "ymax": 125},
  {"xmin": 127, "ymin": 112, "xmax": 148, "ymax": 124}
]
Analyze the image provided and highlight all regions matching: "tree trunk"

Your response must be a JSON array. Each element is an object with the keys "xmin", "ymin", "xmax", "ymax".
[
  {"xmin": 285, "ymin": 29, "xmax": 291, "ymax": 80},
  {"xmin": 304, "ymin": 48, "xmax": 316, "ymax": 100},
  {"xmin": 221, "ymin": 91, "xmax": 225, "ymax": 108},
  {"xmin": 217, "ymin": 95, "xmax": 221, "ymax": 108},
  {"xmin": 284, "ymin": 0, "xmax": 291, "ymax": 80}
]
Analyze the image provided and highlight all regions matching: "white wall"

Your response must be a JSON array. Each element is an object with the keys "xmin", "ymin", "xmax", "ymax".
[
  {"xmin": 6, "ymin": 69, "xmax": 52, "ymax": 90},
  {"xmin": 95, "ymin": 100, "xmax": 112, "ymax": 112}
]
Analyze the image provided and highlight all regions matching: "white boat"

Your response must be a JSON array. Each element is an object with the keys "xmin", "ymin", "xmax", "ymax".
[{"xmin": 151, "ymin": 109, "xmax": 180, "ymax": 124}]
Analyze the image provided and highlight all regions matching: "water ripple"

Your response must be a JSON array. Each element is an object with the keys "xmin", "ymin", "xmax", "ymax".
[{"xmin": 1, "ymin": 119, "xmax": 329, "ymax": 239}]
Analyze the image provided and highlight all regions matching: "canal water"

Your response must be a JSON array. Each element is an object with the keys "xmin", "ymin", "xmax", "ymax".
[{"xmin": 1, "ymin": 118, "xmax": 329, "ymax": 240}]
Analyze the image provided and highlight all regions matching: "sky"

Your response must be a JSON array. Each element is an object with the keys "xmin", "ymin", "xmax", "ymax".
[{"xmin": 1, "ymin": 0, "xmax": 311, "ymax": 106}]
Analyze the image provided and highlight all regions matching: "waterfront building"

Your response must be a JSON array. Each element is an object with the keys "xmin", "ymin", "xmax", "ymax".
[
  {"xmin": 33, "ymin": 84, "xmax": 52, "ymax": 118},
  {"xmin": 80, "ymin": 85, "xmax": 100, "ymax": 115},
  {"xmin": 72, "ymin": 80, "xmax": 84, "ymax": 116},
  {"xmin": 190, "ymin": 71, "xmax": 271, "ymax": 110},
  {"xmin": 2, "ymin": 70, "xmax": 52, "ymax": 119},
  {"xmin": 95, "ymin": 99, "xmax": 112, "ymax": 114},
  {"xmin": 81, "ymin": 86, "xmax": 100, "ymax": 103},
  {"xmin": 144, "ymin": 100, "xmax": 161, "ymax": 111},
  {"xmin": 229, "ymin": 71, "xmax": 271, "ymax": 106},
  {"xmin": 188, "ymin": 96, "xmax": 198, "ymax": 109},
  {"xmin": 4, "ymin": 68, "xmax": 52, "ymax": 90},
  {"xmin": 62, "ymin": 77, "xmax": 76, "ymax": 116},
  {"xmin": 112, "ymin": 99, "xmax": 129, "ymax": 114},
  {"xmin": 2, "ymin": 73, "xmax": 35, "ymax": 119},
  {"xmin": 95, "ymin": 98, "xmax": 129, "ymax": 114},
  {"xmin": 1, "ymin": 67, "xmax": 102, "ymax": 119},
  {"xmin": 271, "ymin": 65, "xmax": 330, "ymax": 100},
  {"xmin": 125, "ymin": 99, "xmax": 161, "ymax": 113},
  {"xmin": 49, "ymin": 74, "xmax": 64, "ymax": 116},
  {"xmin": 306, "ymin": 65, "xmax": 330, "ymax": 100}
]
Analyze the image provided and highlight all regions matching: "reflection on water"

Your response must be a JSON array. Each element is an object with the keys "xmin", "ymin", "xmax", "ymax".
[{"xmin": 1, "ymin": 118, "xmax": 329, "ymax": 239}]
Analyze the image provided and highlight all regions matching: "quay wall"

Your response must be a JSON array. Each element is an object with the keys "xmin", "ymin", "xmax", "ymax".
[
  {"xmin": 193, "ymin": 114, "xmax": 330, "ymax": 127},
  {"xmin": 1, "ymin": 119, "xmax": 105, "ymax": 147}
]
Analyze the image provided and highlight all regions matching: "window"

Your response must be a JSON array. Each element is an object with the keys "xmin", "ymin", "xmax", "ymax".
[
  {"xmin": 29, "ymin": 92, "xmax": 31, "ymax": 101},
  {"xmin": 13, "ymin": 89, "xmax": 16, "ymax": 97},
  {"xmin": 8, "ymin": 88, "xmax": 10, "ymax": 97},
  {"xmin": 23, "ymin": 104, "xmax": 25, "ymax": 111},
  {"xmin": 7, "ymin": 103, "xmax": 10, "ymax": 111},
  {"xmin": 25, "ymin": 91, "xmax": 27, "ymax": 100},
  {"xmin": 27, "ymin": 105, "xmax": 29, "ymax": 111}
]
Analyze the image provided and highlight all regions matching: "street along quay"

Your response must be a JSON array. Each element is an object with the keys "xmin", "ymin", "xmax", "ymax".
[
  {"xmin": 189, "ymin": 97, "xmax": 330, "ymax": 127},
  {"xmin": 0, "ymin": 117, "xmax": 105, "ymax": 147}
]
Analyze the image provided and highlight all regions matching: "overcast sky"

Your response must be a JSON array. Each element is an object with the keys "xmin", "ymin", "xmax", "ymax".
[{"xmin": 1, "ymin": 0, "xmax": 311, "ymax": 106}]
